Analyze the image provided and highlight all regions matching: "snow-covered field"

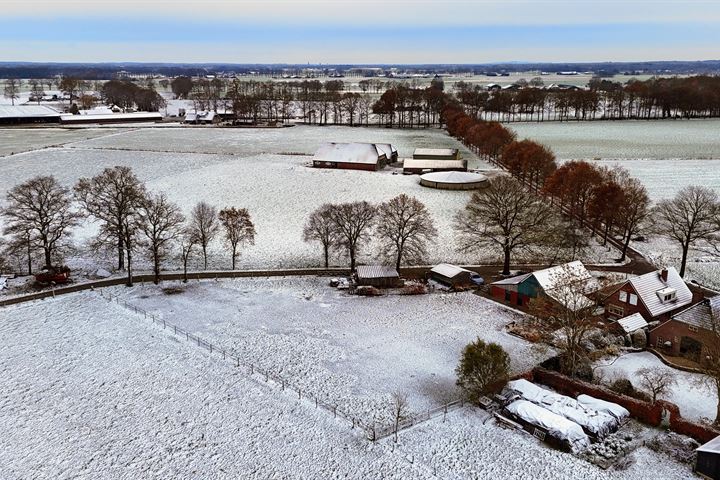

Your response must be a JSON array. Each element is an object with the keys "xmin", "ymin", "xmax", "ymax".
[
  {"xmin": 595, "ymin": 352, "xmax": 715, "ymax": 422},
  {"xmin": 0, "ymin": 289, "xmax": 698, "ymax": 479},
  {"xmin": 107, "ymin": 277, "xmax": 545, "ymax": 420},
  {"xmin": 0, "ymin": 127, "xmax": 125, "ymax": 157},
  {"xmin": 0, "ymin": 125, "xmax": 621, "ymax": 274}
]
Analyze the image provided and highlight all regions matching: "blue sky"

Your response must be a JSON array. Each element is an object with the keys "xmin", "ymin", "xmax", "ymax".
[{"xmin": 1, "ymin": 1, "xmax": 719, "ymax": 63}]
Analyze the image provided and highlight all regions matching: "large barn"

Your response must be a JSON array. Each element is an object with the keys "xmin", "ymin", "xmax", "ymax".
[
  {"xmin": 412, "ymin": 148, "xmax": 461, "ymax": 160},
  {"xmin": 0, "ymin": 105, "xmax": 61, "ymax": 125},
  {"xmin": 313, "ymin": 143, "xmax": 390, "ymax": 171},
  {"xmin": 403, "ymin": 158, "xmax": 467, "ymax": 174}
]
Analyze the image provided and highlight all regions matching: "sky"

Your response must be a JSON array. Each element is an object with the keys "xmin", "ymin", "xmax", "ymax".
[{"xmin": 1, "ymin": 0, "xmax": 719, "ymax": 64}]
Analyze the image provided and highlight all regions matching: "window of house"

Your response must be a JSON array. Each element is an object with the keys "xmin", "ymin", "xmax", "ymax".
[
  {"xmin": 657, "ymin": 336, "xmax": 664, "ymax": 347},
  {"xmin": 619, "ymin": 291, "xmax": 627, "ymax": 303},
  {"xmin": 629, "ymin": 294, "xmax": 638, "ymax": 306},
  {"xmin": 689, "ymin": 325, "xmax": 699, "ymax": 333},
  {"xmin": 504, "ymin": 290, "xmax": 511, "ymax": 302},
  {"xmin": 607, "ymin": 305, "xmax": 624, "ymax": 317}
]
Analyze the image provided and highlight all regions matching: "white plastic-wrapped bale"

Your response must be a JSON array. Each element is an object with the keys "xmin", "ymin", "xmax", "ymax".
[
  {"xmin": 507, "ymin": 379, "xmax": 620, "ymax": 438},
  {"xmin": 577, "ymin": 395, "xmax": 630, "ymax": 421},
  {"xmin": 505, "ymin": 400, "xmax": 590, "ymax": 453}
]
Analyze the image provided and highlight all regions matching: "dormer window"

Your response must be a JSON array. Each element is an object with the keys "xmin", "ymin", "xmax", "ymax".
[{"xmin": 657, "ymin": 287, "xmax": 677, "ymax": 303}]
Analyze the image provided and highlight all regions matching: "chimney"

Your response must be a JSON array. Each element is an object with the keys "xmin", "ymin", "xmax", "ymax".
[{"xmin": 660, "ymin": 269, "xmax": 668, "ymax": 282}]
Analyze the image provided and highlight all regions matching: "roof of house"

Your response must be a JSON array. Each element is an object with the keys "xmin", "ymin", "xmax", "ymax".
[
  {"xmin": 185, "ymin": 111, "xmax": 216, "ymax": 122},
  {"xmin": 313, "ymin": 143, "xmax": 386, "ymax": 165},
  {"xmin": 0, "ymin": 105, "xmax": 61, "ymax": 118},
  {"xmin": 356, "ymin": 265, "xmax": 399, "ymax": 279},
  {"xmin": 413, "ymin": 148, "xmax": 459, "ymax": 157},
  {"xmin": 698, "ymin": 434, "xmax": 720, "ymax": 454},
  {"xmin": 430, "ymin": 263, "xmax": 475, "ymax": 279},
  {"xmin": 671, "ymin": 296, "xmax": 720, "ymax": 330},
  {"xmin": 403, "ymin": 159, "xmax": 467, "ymax": 170},
  {"xmin": 626, "ymin": 267, "xmax": 693, "ymax": 318},
  {"xmin": 616, "ymin": 313, "xmax": 649, "ymax": 334}
]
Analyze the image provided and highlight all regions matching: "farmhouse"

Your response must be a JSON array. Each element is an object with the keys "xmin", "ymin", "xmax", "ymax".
[
  {"xmin": 696, "ymin": 434, "xmax": 720, "ymax": 480},
  {"xmin": 428, "ymin": 263, "xmax": 483, "ymax": 288},
  {"xmin": 403, "ymin": 158, "xmax": 467, "ymax": 174},
  {"xmin": 313, "ymin": 143, "xmax": 390, "ymax": 171},
  {"xmin": 649, "ymin": 296, "xmax": 720, "ymax": 361},
  {"xmin": 412, "ymin": 148, "xmax": 461, "ymax": 160},
  {"xmin": 355, "ymin": 265, "xmax": 400, "ymax": 288},
  {"xmin": 0, "ymin": 105, "xmax": 61, "ymax": 125},
  {"xmin": 603, "ymin": 268, "xmax": 693, "ymax": 323},
  {"xmin": 490, "ymin": 261, "xmax": 596, "ymax": 310}
]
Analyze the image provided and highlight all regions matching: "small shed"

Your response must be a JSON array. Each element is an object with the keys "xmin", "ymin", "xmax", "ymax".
[
  {"xmin": 412, "ymin": 148, "xmax": 460, "ymax": 160},
  {"xmin": 376, "ymin": 144, "xmax": 398, "ymax": 163},
  {"xmin": 615, "ymin": 312, "xmax": 649, "ymax": 334},
  {"xmin": 355, "ymin": 265, "xmax": 400, "ymax": 288},
  {"xmin": 696, "ymin": 435, "xmax": 720, "ymax": 479},
  {"xmin": 429, "ymin": 264, "xmax": 483, "ymax": 288},
  {"xmin": 403, "ymin": 158, "xmax": 467, "ymax": 174}
]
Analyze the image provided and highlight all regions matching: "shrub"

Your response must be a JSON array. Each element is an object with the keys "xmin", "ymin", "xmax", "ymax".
[
  {"xmin": 456, "ymin": 338, "xmax": 510, "ymax": 403},
  {"xmin": 355, "ymin": 286, "xmax": 382, "ymax": 296},
  {"xmin": 400, "ymin": 283, "xmax": 427, "ymax": 295}
]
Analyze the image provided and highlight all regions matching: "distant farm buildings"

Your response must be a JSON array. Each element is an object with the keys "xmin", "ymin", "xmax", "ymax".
[
  {"xmin": 355, "ymin": 265, "xmax": 400, "ymax": 288},
  {"xmin": 413, "ymin": 148, "xmax": 461, "ymax": 160},
  {"xmin": 60, "ymin": 112, "xmax": 163, "ymax": 125},
  {"xmin": 313, "ymin": 143, "xmax": 393, "ymax": 171},
  {"xmin": 403, "ymin": 158, "xmax": 467, "ymax": 174},
  {"xmin": 428, "ymin": 264, "xmax": 484, "ymax": 288},
  {"xmin": 183, "ymin": 111, "xmax": 216, "ymax": 124}
]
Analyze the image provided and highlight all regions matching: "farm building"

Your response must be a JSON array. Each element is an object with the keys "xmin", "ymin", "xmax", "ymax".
[
  {"xmin": 419, "ymin": 171, "xmax": 489, "ymax": 190},
  {"xmin": 60, "ymin": 112, "xmax": 163, "ymax": 125},
  {"xmin": 490, "ymin": 261, "xmax": 597, "ymax": 310},
  {"xmin": 412, "ymin": 148, "xmax": 461, "ymax": 160},
  {"xmin": 313, "ymin": 143, "xmax": 390, "ymax": 171},
  {"xmin": 184, "ymin": 111, "xmax": 216, "ymax": 124},
  {"xmin": 603, "ymin": 267, "xmax": 693, "ymax": 323},
  {"xmin": 355, "ymin": 266, "xmax": 400, "ymax": 288},
  {"xmin": 376, "ymin": 144, "xmax": 398, "ymax": 163},
  {"xmin": 428, "ymin": 264, "xmax": 483, "ymax": 288},
  {"xmin": 403, "ymin": 158, "xmax": 467, "ymax": 174},
  {"xmin": 649, "ymin": 296, "xmax": 720, "ymax": 362},
  {"xmin": 696, "ymin": 434, "xmax": 720, "ymax": 480},
  {"xmin": 0, "ymin": 105, "xmax": 61, "ymax": 125}
]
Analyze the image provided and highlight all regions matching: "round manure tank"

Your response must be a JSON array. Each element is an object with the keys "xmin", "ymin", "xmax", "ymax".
[{"xmin": 419, "ymin": 171, "xmax": 489, "ymax": 190}]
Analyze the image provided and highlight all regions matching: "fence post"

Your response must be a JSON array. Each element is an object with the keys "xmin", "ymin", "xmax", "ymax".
[
  {"xmin": 250, "ymin": 364, "xmax": 254, "ymax": 374},
  {"xmin": 186, "ymin": 332, "xmax": 189, "ymax": 341},
  {"xmin": 174, "ymin": 325, "xmax": 177, "ymax": 335},
  {"xmin": 163, "ymin": 319, "xmax": 166, "ymax": 329}
]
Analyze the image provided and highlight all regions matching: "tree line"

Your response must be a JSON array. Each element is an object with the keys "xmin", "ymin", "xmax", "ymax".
[
  {"xmin": 444, "ymin": 101, "xmax": 720, "ymax": 278},
  {"xmin": 454, "ymin": 75, "xmax": 720, "ymax": 122},
  {"xmin": 0, "ymin": 167, "xmax": 255, "ymax": 286}
]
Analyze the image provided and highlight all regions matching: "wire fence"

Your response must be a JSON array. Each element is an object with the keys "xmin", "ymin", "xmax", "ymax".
[{"xmin": 96, "ymin": 288, "xmax": 461, "ymax": 441}]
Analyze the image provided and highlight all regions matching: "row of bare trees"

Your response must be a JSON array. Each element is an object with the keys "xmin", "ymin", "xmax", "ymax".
[
  {"xmin": 0, "ymin": 167, "xmax": 255, "ymax": 285},
  {"xmin": 454, "ymin": 75, "xmax": 720, "ymax": 122},
  {"xmin": 303, "ymin": 195, "xmax": 436, "ymax": 271}
]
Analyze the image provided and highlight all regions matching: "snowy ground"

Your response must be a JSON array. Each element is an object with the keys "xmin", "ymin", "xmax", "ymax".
[
  {"xmin": 595, "ymin": 351, "xmax": 715, "ymax": 422},
  {"xmin": 0, "ymin": 289, "xmax": 697, "ymax": 479},
  {"xmin": 0, "ymin": 127, "xmax": 125, "ymax": 157},
  {"xmin": 107, "ymin": 276, "xmax": 546, "ymax": 420},
  {"xmin": 0, "ymin": 125, "xmax": 620, "ymax": 276}
]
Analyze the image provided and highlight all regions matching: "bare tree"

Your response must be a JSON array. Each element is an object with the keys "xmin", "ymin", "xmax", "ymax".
[
  {"xmin": 3, "ymin": 79, "xmax": 21, "ymax": 106},
  {"xmin": 454, "ymin": 176, "xmax": 556, "ymax": 275},
  {"xmin": 637, "ymin": 367, "xmax": 676, "ymax": 404},
  {"xmin": 303, "ymin": 204, "xmax": 337, "ymax": 268},
  {"xmin": 1, "ymin": 176, "xmax": 79, "ymax": 269},
  {"xmin": 190, "ymin": 201, "xmax": 220, "ymax": 270},
  {"xmin": 616, "ymin": 175, "xmax": 651, "ymax": 262},
  {"xmin": 28, "ymin": 79, "xmax": 45, "ymax": 104},
  {"xmin": 529, "ymin": 264, "xmax": 602, "ymax": 378},
  {"xmin": 218, "ymin": 207, "xmax": 256, "ymax": 270},
  {"xmin": 389, "ymin": 391, "xmax": 410, "ymax": 443},
  {"xmin": 329, "ymin": 201, "xmax": 376, "ymax": 271},
  {"xmin": 178, "ymin": 228, "xmax": 196, "ymax": 283},
  {"xmin": 75, "ymin": 166, "xmax": 146, "ymax": 271},
  {"xmin": 655, "ymin": 186, "xmax": 719, "ymax": 277},
  {"xmin": 377, "ymin": 194, "xmax": 436, "ymax": 270},
  {"xmin": 138, "ymin": 193, "xmax": 185, "ymax": 284}
]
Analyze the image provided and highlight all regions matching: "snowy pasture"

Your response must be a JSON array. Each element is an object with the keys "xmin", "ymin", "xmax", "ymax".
[
  {"xmin": 595, "ymin": 352, "xmax": 716, "ymax": 422},
  {"xmin": 0, "ymin": 127, "xmax": 124, "ymax": 157},
  {"xmin": 0, "ymin": 126, "xmax": 620, "ymax": 273},
  {"xmin": 107, "ymin": 276, "xmax": 545, "ymax": 420},
  {"xmin": 0, "ymin": 290, "xmax": 697, "ymax": 479}
]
